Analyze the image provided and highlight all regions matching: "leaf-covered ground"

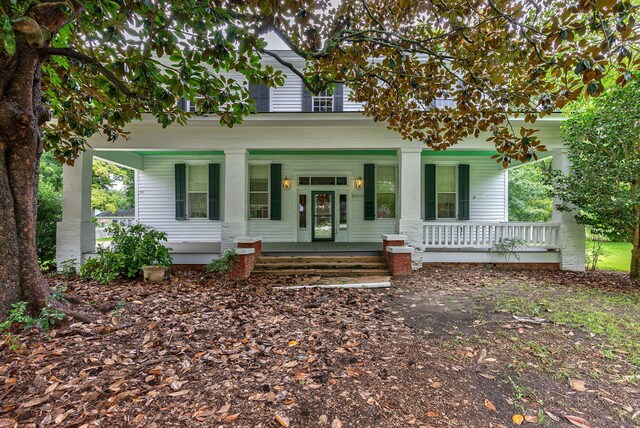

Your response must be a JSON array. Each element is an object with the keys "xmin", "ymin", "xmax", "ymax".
[{"xmin": 1, "ymin": 267, "xmax": 639, "ymax": 427}]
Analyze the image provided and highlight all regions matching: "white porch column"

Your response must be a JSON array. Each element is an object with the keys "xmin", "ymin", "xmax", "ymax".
[
  {"xmin": 552, "ymin": 148, "xmax": 586, "ymax": 271},
  {"xmin": 398, "ymin": 147, "xmax": 423, "ymax": 248},
  {"xmin": 56, "ymin": 150, "xmax": 95, "ymax": 268},
  {"xmin": 221, "ymin": 148, "xmax": 248, "ymax": 252}
]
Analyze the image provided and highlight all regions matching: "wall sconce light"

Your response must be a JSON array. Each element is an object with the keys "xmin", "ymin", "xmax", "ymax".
[
  {"xmin": 355, "ymin": 176, "xmax": 364, "ymax": 189},
  {"xmin": 282, "ymin": 176, "xmax": 291, "ymax": 190}
]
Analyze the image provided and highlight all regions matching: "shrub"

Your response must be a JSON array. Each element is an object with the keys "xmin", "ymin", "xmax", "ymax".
[
  {"xmin": 0, "ymin": 301, "xmax": 65, "ymax": 334},
  {"xmin": 206, "ymin": 249, "xmax": 238, "ymax": 274},
  {"xmin": 36, "ymin": 183, "xmax": 62, "ymax": 266},
  {"xmin": 80, "ymin": 223, "xmax": 171, "ymax": 283}
]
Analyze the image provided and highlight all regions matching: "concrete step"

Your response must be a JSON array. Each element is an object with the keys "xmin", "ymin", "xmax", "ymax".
[
  {"xmin": 253, "ymin": 268, "xmax": 391, "ymax": 277},
  {"xmin": 254, "ymin": 262, "xmax": 388, "ymax": 270},
  {"xmin": 257, "ymin": 256, "xmax": 385, "ymax": 264}
]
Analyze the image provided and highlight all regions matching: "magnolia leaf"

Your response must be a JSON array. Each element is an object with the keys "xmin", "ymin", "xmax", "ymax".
[{"xmin": 564, "ymin": 415, "xmax": 592, "ymax": 428}]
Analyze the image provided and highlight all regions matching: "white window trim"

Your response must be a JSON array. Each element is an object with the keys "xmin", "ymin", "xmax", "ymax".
[
  {"xmin": 187, "ymin": 164, "xmax": 209, "ymax": 220},
  {"xmin": 435, "ymin": 164, "xmax": 458, "ymax": 220},
  {"xmin": 375, "ymin": 165, "xmax": 397, "ymax": 220},
  {"xmin": 312, "ymin": 89, "xmax": 334, "ymax": 112},
  {"xmin": 248, "ymin": 163, "xmax": 271, "ymax": 220}
]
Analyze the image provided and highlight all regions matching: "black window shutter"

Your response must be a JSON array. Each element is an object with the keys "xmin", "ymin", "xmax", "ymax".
[
  {"xmin": 458, "ymin": 164, "xmax": 470, "ymax": 220},
  {"xmin": 302, "ymin": 83, "xmax": 312, "ymax": 112},
  {"xmin": 178, "ymin": 97, "xmax": 188, "ymax": 111},
  {"xmin": 424, "ymin": 164, "xmax": 436, "ymax": 220},
  {"xmin": 270, "ymin": 163, "xmax": 282, "ymax": 220},
  {"xmin": 208, "ymin": 163, "xmax": 220, "ymax": 220},
  {"xmin": 175, "ymin": 164, "xmax": 186, "ymax": 220},
  {"xmin": 249, "ymin": 83, "xmax": 270, "ymax": 113},
  {"xmin": 334, "ymin": 84, "xmax": 344, "ymax": 112},
  {"xmin": 364, "ymin": 164, "xmax": 376, "ymax": 221}
]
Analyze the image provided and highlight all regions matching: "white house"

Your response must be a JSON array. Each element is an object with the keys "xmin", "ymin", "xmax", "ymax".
[{"xmin": 55, "ymin": 51, "xmax": 585, "ymax": 271}]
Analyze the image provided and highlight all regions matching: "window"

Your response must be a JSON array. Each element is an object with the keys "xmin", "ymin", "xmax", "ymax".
[
  {"xmin": 299, "ymin": 194, "xmax": 307, "ymax": 229},
  {"xmin": 249, "ymin": 165, "xmax": 269, "ymax": 219},
  {"xmin": 298, "ymin": 176, "xmax": 348, "ymax": 186},
  {"xmin": 188, "ymin": 165, "xmax": 208, "ymax": 218},
  {"xmin": 376, "ymin": 166, "xmax": 396, "ymax": 218},
  {"xmin": 312, "ymin": 89, "xmax": 333, "ymax": 112},
  {"xmin": 339, "ymin": 194, "xmax": 347, "ymax": 229},
  {"xmin": 437, "ymin": 166, "xmax": 456, "ymax": 219}
]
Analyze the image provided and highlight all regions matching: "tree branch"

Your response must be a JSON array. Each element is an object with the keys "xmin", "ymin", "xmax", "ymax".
[
  {"xmin": 39, "ymin": 47, "xmax": 139, "ymax": 99},
  {"xmin": 259, "ymin": 48, "xmax": 321, "ymax": 93}
]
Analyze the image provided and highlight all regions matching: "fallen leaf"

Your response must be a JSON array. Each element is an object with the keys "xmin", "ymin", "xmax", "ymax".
[
  {"xmin": 288, "ymin": 340, "xmax": 298, "ymax": 347},
  {"xmin": 319, "ymin": 414, "xmax": 328, "ymax": 424},
  {"xmin": 223, "ymin": 413, "xmax": 240, "ymax": 423},
  {"xmin": 524, "ymin": 415, "xmax": 538, "ymax": 423},
  {"xmin": 331, "ymin": 418, "xmax": 342, "ymax": 428},
  {"xmin": 512, "ymin": 414, "xmax": 524, "ymax": 425},
  {"xmin": 275, "ymin": 414, "xmax": 290, "ymax": 427},
  {"xmin": 544, "ymin": 410, "xmax": 560, "ymax": 422},
  {"xmin": 0, "ymin": 418, "xmax": 16, "ymax": 428},
  {"xmin": 484, "ymin": 399, "xmax": 496, "ymax": 412},
  {"xmin": 293, "ymin": 372, "xmax": 307, "ymax": 381},
  {"xmin": 430, "ymin": 381, "xmax": 442, "ymax": 389},
  {"xmin": 283, "ymin": 361, "xmax": 298, "ymax": 368},
  {"xmin": 217, "ymin": 403, "xmax": 231, "ymax": 414},
  {"xmin": 427, "ymin": 411, "xmax": 438, "ymax": 418},
  {"xmin": 570, "ymin": 379, "xmax": 586, "ymax": 392},
  {"xmin": 564, "ymin": 415, "xmax": 592, "ymax": 428}
]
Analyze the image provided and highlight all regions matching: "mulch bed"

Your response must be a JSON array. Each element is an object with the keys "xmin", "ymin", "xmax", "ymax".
[{"xmin": 0, "ymin": 267, "xmax": 639, "ymax": 427}]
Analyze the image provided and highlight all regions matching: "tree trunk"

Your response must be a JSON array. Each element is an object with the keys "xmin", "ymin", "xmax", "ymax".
[
  {"xmin": 631, "ymin": 221, "xmax": 640, "ymax": 281},
  {"xmin": 0, "ymin": 41, "xmax": 91, "ymax": 321}
]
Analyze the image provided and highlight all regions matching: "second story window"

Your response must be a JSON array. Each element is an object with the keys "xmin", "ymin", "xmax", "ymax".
[{"xmin": 313, "ymin": 89, "xmax": 333, "ymax": 112}]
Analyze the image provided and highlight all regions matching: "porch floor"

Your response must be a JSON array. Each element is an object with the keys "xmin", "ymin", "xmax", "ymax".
[{"xmin": 261, "ymin": 242, "xmax": 382, "ymax": 256}]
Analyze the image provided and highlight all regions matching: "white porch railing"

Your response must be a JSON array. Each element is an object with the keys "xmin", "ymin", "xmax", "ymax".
[{"xmin": 423, "ymin": 222, "xmax": 560, "ymax": 249}]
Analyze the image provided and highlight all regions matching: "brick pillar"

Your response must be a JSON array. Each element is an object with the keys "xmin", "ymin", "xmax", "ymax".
[
  {"xmin": 234, "ymin": 236, "xmax": 262, "ymax": 258},
  {"xmin": 382, "ymin": 234, "xmax": 407, "ymax": 252},
  {"xmin": 228, "ymin": 248, "xmax": 256, "ymax": 280},
  {"xmin": 385, "ymin": 246, "xmax": 414, "ymax": 277}
]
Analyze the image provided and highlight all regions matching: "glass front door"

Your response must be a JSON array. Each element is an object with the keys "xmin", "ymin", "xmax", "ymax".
[{"xmin": 312, "ymin": 191, "xmax": 335, "ymax": 241}]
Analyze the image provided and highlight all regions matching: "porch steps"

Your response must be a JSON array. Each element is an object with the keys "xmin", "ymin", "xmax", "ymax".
[{"xmin": 253, "ymin": 255, "xmax": 390, "ymax": 277}]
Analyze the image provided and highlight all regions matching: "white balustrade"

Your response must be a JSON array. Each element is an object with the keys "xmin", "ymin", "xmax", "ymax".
[{"xmin": 422, "ymin": 222, "xmax": 560, "ymax": 249}]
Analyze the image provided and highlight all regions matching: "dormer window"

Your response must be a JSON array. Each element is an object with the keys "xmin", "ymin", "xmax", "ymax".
[{"xmin": 313, "ymin": 89, "xmax": 334, "ymax": 112}]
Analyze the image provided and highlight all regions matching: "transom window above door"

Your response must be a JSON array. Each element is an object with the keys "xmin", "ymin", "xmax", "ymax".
[{"xmin": 298, "ymin": 176, "xmax": 348, "ymax": 186}]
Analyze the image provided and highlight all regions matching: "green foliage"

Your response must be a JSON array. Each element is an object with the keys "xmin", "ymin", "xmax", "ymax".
[
  {"xmin": 58, "ymin": 259, "xmax": 78, "ymax": 276},
  {"xmin": 36, "ymin": 182, "xmax": 62, "ymax": 264},
  {"xmin": 80, "ymin": 224, "xmax": 171, "ymax": 284},
  {"xmin": 0, "ymin": 301, "xmax": 65, "ymax": 334},
  {"xmin": 508, "ymin": 160, "xmax": 553, "ymax": 222},
  {"xmin": 586, "ymin": 236, "xmax": 610, "ymax": 271},
  {"xmin": 552, "ymin": 78, "xmax": 640, "ymax": 243},
  {"xmin": 92, "ymin": 159, "xmax": 135, "ymax": 213},
  {"xmin": 206, "ymin": 249, "xmax": 238, "ymax": 274},
  {"xmin": 492, "ymin": 238, "xmax": 526, "ymax": 262}
]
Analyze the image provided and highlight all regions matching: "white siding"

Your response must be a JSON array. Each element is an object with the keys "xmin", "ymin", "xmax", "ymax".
[
  {"xmin": 271, "ymin": 70, "xmax": 303, "ymax": 112},
  {"xmin": 423, "ymin": 157, "xmax": 507, "ymax": 221},
  {"xmin": 343, "ymin": 86, "xmax": 364, "ymax": 112},
  {"xmin": 137, "ymin": 156, "xmax": 225, "ymax": 242}
]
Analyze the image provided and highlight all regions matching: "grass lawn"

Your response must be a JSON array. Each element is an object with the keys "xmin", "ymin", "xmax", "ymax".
[{"xmin": 593, "ymin": 241, "xmax": 632, "ymax": 272}]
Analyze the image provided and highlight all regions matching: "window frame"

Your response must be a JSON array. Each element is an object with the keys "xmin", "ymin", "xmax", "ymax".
[
  {"xmin": 435, "ymin": 164, "xmax": 458, "ymax": 220},
  {"xmin": 312, "ymin": 89, "xmax": 334, "ymax": 112},
  {"xmin": 186, "ymin": 163, "xmax": 209, "ymax": 220},
  {"xmin": 248, "ymin": 163, "xmax": 270, "ymax": 220},
  {"xmin": 375, "ymin": 164, "xmax": 397, "ymax": 219}
]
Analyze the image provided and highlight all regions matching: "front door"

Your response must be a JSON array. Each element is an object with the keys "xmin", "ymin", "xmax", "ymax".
[{"xmin": 312, "ymin": 191, "xmax": 335, "ymax": 241}]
